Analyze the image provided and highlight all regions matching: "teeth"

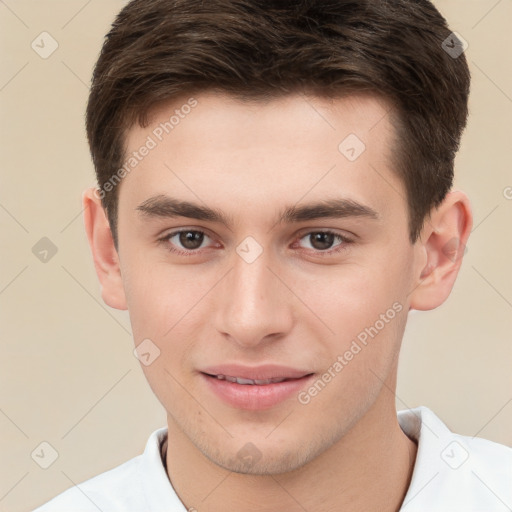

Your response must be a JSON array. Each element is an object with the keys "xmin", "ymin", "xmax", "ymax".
[
  {"xmin": 236, "ymin": 377, "xmax": 256, "ymax": 385},
  {"xmin": 214, "ymin": 374, "xmax": 289, "ymax": 385},
  {"xmin": 254, "ymin": 379, "xmax": 272, "ymax": 385}
]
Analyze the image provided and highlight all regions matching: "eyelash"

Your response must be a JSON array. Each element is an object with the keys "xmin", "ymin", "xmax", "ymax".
[{"xmin": 157, "ymin": 229, "xmax": 354, "ymax": 258}]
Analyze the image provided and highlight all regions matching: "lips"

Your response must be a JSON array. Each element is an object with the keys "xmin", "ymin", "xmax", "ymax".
[
  {"xmin": 211, "ymin": 374, "xmax": 290, "ymax": 385},
  {"xmin": 200, "ymin": 364, "xmax": 314, "ymax": 410},
  {"xmin": 201, "ymin": 364, "xmax": 312, "ymax": 382}
]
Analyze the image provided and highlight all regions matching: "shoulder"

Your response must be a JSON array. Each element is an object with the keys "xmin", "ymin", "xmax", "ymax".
[
  {"xmin": 399, "ymin": 406, "xmax": 512, "ymax": 511},
  {"xmin": 32, "ymin": 455, "xmax": 146, "ymax": 511},
  {"xmin": 32, "ymin": 427, "xmax": 174, "ymax": 512}
]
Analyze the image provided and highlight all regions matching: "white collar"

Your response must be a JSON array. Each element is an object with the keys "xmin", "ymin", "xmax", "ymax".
[{"xmin": 136, "ymin": 406, "xmax": 512, "ymax": 511}]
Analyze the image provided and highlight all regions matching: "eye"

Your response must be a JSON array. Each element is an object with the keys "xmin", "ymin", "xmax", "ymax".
[
  {"xmin": 157, "ymin": 228, "xmax": 354, "ymax": 257},
  {"xmin": 158, "ymin": 229, "xmax": 214, "ymax": 256},
  {"xmin": 295, "ymin": 230, "xmax": 353, "ymax": 255}
]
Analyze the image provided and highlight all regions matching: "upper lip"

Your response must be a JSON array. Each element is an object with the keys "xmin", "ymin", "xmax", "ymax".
[{"xmin": 200, "ymin": 364, "xmax": 313, "ymax": 381}]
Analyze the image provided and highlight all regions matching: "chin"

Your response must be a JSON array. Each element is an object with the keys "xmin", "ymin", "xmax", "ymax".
[{"xmin": 195, "ymin": 431, "xmax": 327, "ymax": 476}]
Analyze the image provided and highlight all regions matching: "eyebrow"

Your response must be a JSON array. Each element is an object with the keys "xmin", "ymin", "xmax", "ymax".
[{"xmin": 136, "ymin": 194, "xmax": 379, "ymax": 227}]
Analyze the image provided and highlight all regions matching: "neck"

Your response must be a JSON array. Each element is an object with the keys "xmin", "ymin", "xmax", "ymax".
[{"xmin": 165, "ymin": 386, "xmax": 417, "ymax": 512}]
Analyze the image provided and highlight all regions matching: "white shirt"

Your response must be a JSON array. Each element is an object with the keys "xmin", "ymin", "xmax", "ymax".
[{"xmin": 33, "ymin": 406, "xmax": 512, "ymax": 511}]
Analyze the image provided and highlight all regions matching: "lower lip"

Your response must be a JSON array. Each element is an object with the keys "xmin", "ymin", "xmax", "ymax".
[{"xmin": 201, "ymin": 373, "xmax": 314, "ymax": 410}]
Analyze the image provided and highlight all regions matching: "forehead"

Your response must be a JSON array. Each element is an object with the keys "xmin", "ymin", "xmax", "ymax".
[
  {"xmin": 118, "ymin": 91, "xmax": 405, "ymax": 227},
  {"xmin": 125, "ymin": 90, "xmax": 395, "ymax": 153}
]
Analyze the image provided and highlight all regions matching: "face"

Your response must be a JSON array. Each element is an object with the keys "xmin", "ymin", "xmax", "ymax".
[{"xmin": 115, "ymin": 91, "xmax": 422, "ymax": 474}]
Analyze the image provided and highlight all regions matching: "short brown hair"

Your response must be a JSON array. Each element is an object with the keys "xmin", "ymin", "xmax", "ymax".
[{"xmin": 86, "ymin": 0, "xmax": 470, "ymax": 249}]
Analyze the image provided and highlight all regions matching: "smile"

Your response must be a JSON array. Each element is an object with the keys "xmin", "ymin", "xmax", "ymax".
[
  {"xmin": 208, "ymin": 374, "xmax": 291, "ymax": 385},
  {"xmin": 200, "ymin": 369, "xmax": 315, "ymax": 410}
]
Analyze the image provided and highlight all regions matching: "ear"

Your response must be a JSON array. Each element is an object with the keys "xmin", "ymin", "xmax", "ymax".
[
  {"xmin": 82, "ymin": 187, "xmax": 128, "ymax": 310},
  {"xmin": 409, "ymin": 190, "xmax": 473, "ymax": 311}
]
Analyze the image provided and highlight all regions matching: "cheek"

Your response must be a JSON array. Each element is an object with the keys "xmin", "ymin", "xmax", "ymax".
[
  {"xmin": 121, "ymin": 255, "xmax": 195, "ymax": 338},
  {"xmin": 290, "ymin": 255, "xmax": 411, "ymax": 386},
  {"xmin": 294, "ymin": 263, "xmax": 400, "ymax": 334},
  {"xmin": 296, "ymin": 302, "xmax": 408, "ymax": 422},
  {"xmin": 123, "ymin": 261, "xmax": 212, "ymax": 389}
]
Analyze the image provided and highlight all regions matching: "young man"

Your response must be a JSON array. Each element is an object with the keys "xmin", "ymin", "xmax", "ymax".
[{"xmin": 34, "ymin": 0, "xmax": 511, "ymax": 510}]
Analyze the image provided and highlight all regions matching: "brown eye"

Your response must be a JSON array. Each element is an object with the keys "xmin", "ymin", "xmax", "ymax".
[
  {"xmin": 177, "ymin": 231, "xmax": 205, "ymax": 250},
  {"xmin": 159, "ymin": 229, "xmax": 212, "ymax": 255},
  {"xmin": 307, "ymin": 232, "xmax": 336, "ymax": 251},
  {"xmin": 298, "ymin": 230, "xmax": 349, "ymax": 253}
]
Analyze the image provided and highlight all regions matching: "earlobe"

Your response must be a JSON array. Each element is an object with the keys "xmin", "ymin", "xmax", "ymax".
[
  {"xmin": 409, "ymin": 191, "xmax": 473, "ymax": 311},
  {"xmin": 82, "ymin": 187, "xmax": 128, "ymax": 310}
]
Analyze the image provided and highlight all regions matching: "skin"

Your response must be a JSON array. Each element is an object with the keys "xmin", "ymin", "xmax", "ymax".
[{"xmin": 83, "ymin": 91, "xmax": 472, "ymax": 512}]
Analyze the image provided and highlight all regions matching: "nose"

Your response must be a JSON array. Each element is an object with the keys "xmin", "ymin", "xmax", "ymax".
[{"xmin": 213, "ymin": 243, "xmax": 294, "ymax": 349}]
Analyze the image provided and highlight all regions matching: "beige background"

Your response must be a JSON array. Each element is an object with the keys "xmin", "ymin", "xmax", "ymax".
[{"xmin": 1, "ymin": 1, "xmax": 511, "ymax": 511}]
